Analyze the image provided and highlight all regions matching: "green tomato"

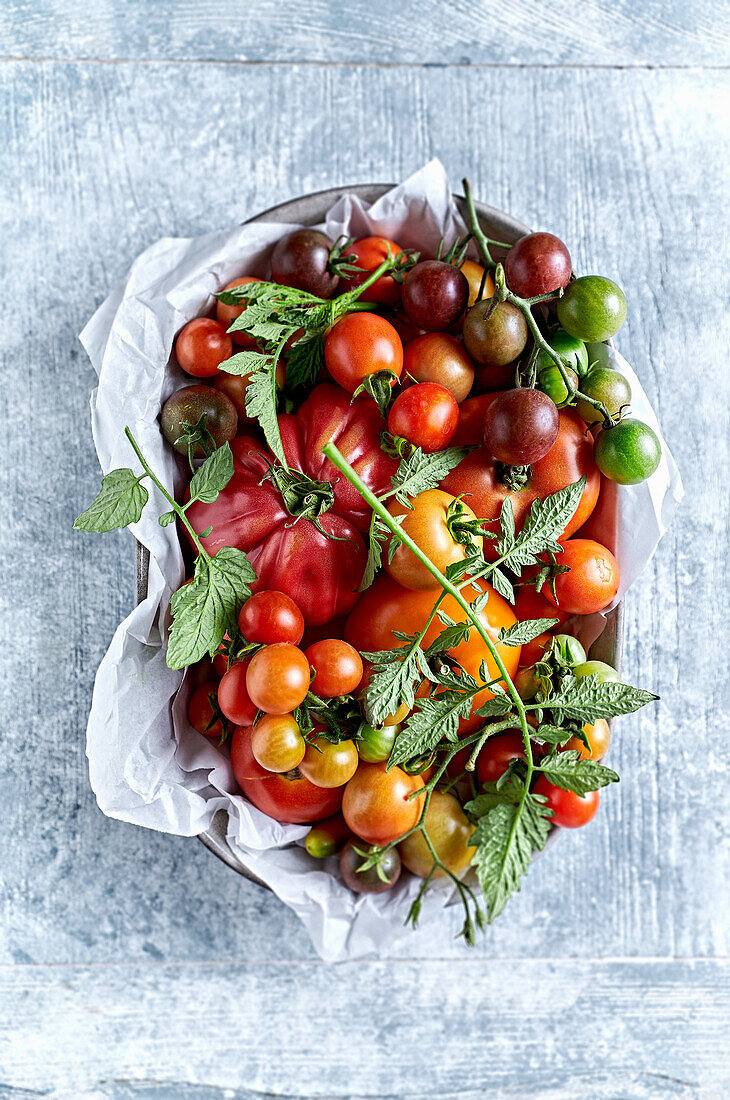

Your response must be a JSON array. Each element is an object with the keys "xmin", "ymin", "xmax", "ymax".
[
  {"xmin": 538, "ymin": 364, "xmax": 579, "ymax": 408},
  {"xmin": 594, "ymin": 418, "xmax": 661, "ymax": 485},
  {"xmin": 575, "ymin": 367, "xmax": 632, "ymax": 423},
  {"xmin": 557, "ymin": 276, "xmax": 627, "ymax": 343},
  {"xmin": 552, "ymin": 634, "xmax": 587, "ymax": 666},
  {"xmin": 585, "ymin": 341, "xmax": 613, "ymax": 371},
  {"xmin": 535, "ymin": 329, "xmax": 589, "ymax": 376},
  {"xmin": 573, "ymin": 660, "xmax": 621, "ymax": 684},
  {"xmin": 357, "ymin": 723, "xmax": 400, "ymax": 763}
]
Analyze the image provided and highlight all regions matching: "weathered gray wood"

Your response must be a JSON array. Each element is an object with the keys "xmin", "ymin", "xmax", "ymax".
[{"xmin": 1, "ymin": 0, "xmax": 729, "ymax": 66}]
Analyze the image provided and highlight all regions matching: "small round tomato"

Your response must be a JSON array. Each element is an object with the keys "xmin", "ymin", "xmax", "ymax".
[
  {"xmin": 340, "ymin": 840, "xmax": 401, "ymax": 894},
  {"xmin": 217, "ymin": 659, "xmax": 257, "ymax": 726},
  {"xmin": 460, "ymin": 259, "xmax": 495, "ymax": 308},
  {"xmin": 519, "ymin": 631, "xmax": 553, "ymax": 668},
  {"xmin": 463, "ymin": 300, "xmax": 528, "ymax": 367},
  {"xmin": 385, "ymin": 488, "xmax": 482, "ymax": 591},
  {"xmin": 388, "ymin": 383, "xmax": 459, "ymax": 453},
  {"xmin": 213, "ymin": 359, "xmax": 285, "ymax": 421},
  {"xmin": 557, "ymin": 276, "xmax": 627, "ymax": 343},
  {"xmin": 245, "ymin": 643, "xmax": 311, "ymax": 714},
  {"xmin": 403, "ymin": 333, "xmax": 475, "ymax": 403},
  {"xmin": 305, "ymin": 813, "xmax": 352, "ymax": 858},
  {"xmin": 356, "ymin": 723, "xmax": 400, "ymax": 764},
  {"xmin": 483, "ymin": 388, "xmax": 560, "ymax": 465},
  {"xmin": 230, "ymin": 726, "xmax": 342, "ymax": 823},
  {"xmin": 342, "ymin": 763, "xmax": 425, "ymax": 845},
  {"xmin": 514, "ymin": 584, "xmax": 570, "ymax": 627},
  {"xmin": 216, "ymin": 276, "xmax": 261, "ymax": 347},
  {"xmin": 573, "ymin": 660, "xmax": 621, "ymax": 683},
  {"xmin": 545, "ymin": 538, "xmax": 620, "ymax": 615},
  {"xmin": 324, "ymin": 312, "xmax": 403, "ymax": 393},
  {"xmin": 251, "ymin": 713, "xmax": 306, "ymax": 773},
  {"xmin": 575, "ymin": 367, "xmax": 631, "ymax": 423},
  {"xmin": 271, "ymin": 228, "xmax": 339, "ymax": 298},
  {"xmin": 535, "ymin": 329, "xmax": 589, "ymax": 377},
  {"xmin": 398, "ymin": 791, "xmax": 474, "ymax": 877},
  {"xmin": 175, "ymin": 318, "xmax": 232, "ymax": 378},
  {"xmin": 504, "ymin": 232, "xmax": 572, "ymax": 299},
  {"xmin": 305, "ymin": 639, "xmax": 363, "ymax": 698},
  {"xmin": 300, "ymin": 736, "xmax": 359, "ymax": 788},
  {"xmin": 339, "ymin": 236, "xmax": 404, "ymax": 304},
  {"xmin": 593, "ymin": 418, "xmax": 662, "ymax": 485},
  {"xmin": 188, "ymin": 682, "xmax": 224, "ymax": 739},
  {"xmin": 238, "ymin": 590, "xmax": 305, "ymax": 645},
  {"xmin": 476, "ymin": 733, "xmax": 527, "ymax": 784},
  {"xmin": 161, "ymin": 385, "xmax": 237, "ymax": 456},
  {"xmin": 533, "ymin": 775, "xmax": 599, "ymax": 828},
  {"xmin": 565, "ymin": 718, "xmax": 611, "ymax": 761},
  {"xmin": 401, "ymin": 261, "xmax": 469, "ymax": 332}
]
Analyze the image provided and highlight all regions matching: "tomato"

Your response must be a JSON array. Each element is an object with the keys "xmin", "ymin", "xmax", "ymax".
[
  {"xmin": 388, "ymin": 383, "xmax": 459, "ymax": 453},
  {"xmin": 213, "ymin": 359, "xmax": 285, "ymax": 423},
  {"xmin": 345, "ymin": 574, "xmax": 520, "ymax": 731},
  {"xmin": 188, "ymin": 682, "xmax": 224, "ymax": 739},
  {"xmin": 357, "ymin": 662, "xmax": 431, "ymax": 726},
  {"xmin": 573, "ymin": 660, "xmax": 621, "ymax": 683},
  {"xmin": 533, "ymin": 775, "xmax": 599, "ymax": 828},
  {"xmin": 238, "ymin": 590, "xmax": 304, "ymax": 645},
  {"xmin": 476, "ymin": 733, "xmax": 527, "ymax": 784},
  {"xmin": 188, "ymin": 657, "xmax": 218, "ymax": 690},
  {"xmin": 593, "ymin": 418, "xmax": 662, "ymax": 485},
  {"xmin": 217, "ymin": 659, "xmax": 257, "ymax": 726},
  {"xmin": 230, "ymin": 726, "xmax": 343, "ymax": 823},
  {"xmin": 251, "ymin": 713, "xmax": 306, "ymax": 772},
  {"xmin": 385, "ymin": 488, "xmax": 482, "ymax": 591},
  {"xmin": 340, "ymin": 840, "xmax": 401, "ymax": 893},
  {"xmin": 538, "ymin": 365, "xmax": 579, "ymax": 408},
  {"xmin": 186, "ymin": 385, "xmax": 399, "ymax": 623},
  {"xmin": 460, "ymin": 260, "xmax": 495, "ymax": 308},
  {"xmin": 324, "ymin": 313, "xmax": 403, "ymax": 393},
  {"xmin": 575, "ymin": 367, "xmax": 631, "ymax": 423},
  {"xmin": 463, "ymin": 300, "xmax": 528, "ymax": 367},
  {"xmin": 519, "ymin": 631, "xmax": 552, "ymax": 668},
  {"xmin": 398, "ymin": 791, "xmax": 474, "ymax": 877},
  {"xmin": 535, "ymin": 329, "xmax": 589, "ymax": 377},
  {"xmin": 342, "ymin": 762, "xmax": 424, "ymax": 845},
  {"xmin": 357, "ymin": 723, "xmax": 400, "ymax": 763},
  {"xmin": 305, "ymin": 639, "xmax": 363, "ymax": 698},
  {"xmin": 271, "ymin": 228, "xmax": 339, "ymax": 298},
  {"xmin": 565, "ymin": 718, "xmax": 611, "ymax": 761},
  {"xmin": 514, "ymin": 584, "xmax": 570, "ymax": 627},
  {"xmin": 161, "ymin": 385, "xmax": 237, "ymax": 457},
  {"xmin": 402, "ymin": 333, "xmax": 475, "ymax": 403},
  {"xmin": 552, "ymin": 634, "xmax": 587, "ymax": 666},
  {"xmin": 401, "ymin": 261, "xmax": 469, "ymax": 332},
  {"xmin": 442, "ymin": 396, "xmax": 600, "ymax": 559},
  {"xmin": 216, "ymin": 276, "xmax": 261, "ymax": 347},
  {"xmin": 544, "ymin": 538, "xmax": 619, "ymax": 614},
  {"xmin": 300, "ymin": 736, "xmax": 359, "ymax": 788},
  {"xmin": 305, "ymin": 814, "xmax": 352, "ymax": 858},
  {"xmin": 246, "ymin": 644, "xmax": 311, "ymax": 714},
  {"xmin": 504, "ymin": 232, "xmax": 572, "ymax": 299},
  {"xmin": 484, "ymin": 388, "xmax": 560, "ymax": 465},
  {"xmin": 175, "ymin": 318, "xmax": 232, "ymax": 378},
  {"xmin": 339, "ymin": 236, "xmax": 404, "ymax": 304},
  {"xmin": 557, "ymin": 276, "xmax": 627, "ymax": 343}
]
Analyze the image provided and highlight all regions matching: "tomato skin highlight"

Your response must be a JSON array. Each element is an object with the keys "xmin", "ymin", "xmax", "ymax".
[
  {"xmin": 324, "ymin": 313, "xmax": 403, "ymax": 393},
  {"xmin": 387, "ymin": 383, "xmax": 459, "ymax": 454},
  {"xmin": 231, "ymin": 727, "xmax": 343, "ymax": 824},
  {"xmin": 544, "ymin": 538, "xmax": 620, "ymax": 614},
  {"xmin": 342, "ymin": 763, "xmax": 424, "ymax": 845},
  {"xmin": 533, "ymin": 776, "xmax": 599, "ymax": 828},
  {"xmin": 175, "ymin": 318, "xmax": 233, "ymax": 378}
]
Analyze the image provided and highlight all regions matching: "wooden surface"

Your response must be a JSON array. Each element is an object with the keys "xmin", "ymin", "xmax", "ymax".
[{"xmin": 1, "ymin": 3, "xmax": 729, "ymax": 1096}]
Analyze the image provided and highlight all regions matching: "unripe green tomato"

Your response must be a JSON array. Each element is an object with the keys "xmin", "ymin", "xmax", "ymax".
[
  {"xmin": 538, "ymin": 365, "xmax": 579, "ymax": 407},
  {"xmin": 304, "ymin": 814, "xmax": 351, "ymax": 859},
  {"xmin": 594, "ymin": 418, "xmax": 662, "ymax": 485},
  {"xmin": 573, "ymin": 660, "xmax": 621, "ymax": 684},
  {"xmin": 535, "ymin": 329, "xmax": 589, "ymax": 376},
  {"xmin": 557, "ymin": 276, "xmax": 627, "ymax": 343},
  {"xmin": 575, "ymin": 367, "xmax": 632, "ymax": 423},
  {"xmin": 357, "ymin": 723, "xmax": 400, "ymax": 763},
  {"xmin": 552, "ymin": 634, "xmax": 587, "ymax": 666},
  {"xmin": 585, "ymin": 341, "xmax": 613, "ymax": 371}
]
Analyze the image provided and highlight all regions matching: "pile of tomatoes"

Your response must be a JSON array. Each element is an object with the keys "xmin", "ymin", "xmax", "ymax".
[{"xmin": 164, "ymin": 219, "xmax": 649, "ymax": 898}]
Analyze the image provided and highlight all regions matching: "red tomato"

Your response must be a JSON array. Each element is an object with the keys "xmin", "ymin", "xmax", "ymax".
[
  {"xmin": 533, "ymin": 776, "xmax": 599, "ymax": 828},
  {"xmin": 388, "ymin": 383, "xmax": 459, "ymax": 453},
  {"xmin": 175, "ymin": 318, "xmax": 232, "ymax": 378},
  {"xmin": 217, "ymin": 660, "xmax": 257, "ymax": 726},
  {"xmin": 345, "ymin": 574, "xmax": 520, "ymax": 731},
  {"xmin": 514, "ymin": 584, "xmax": 570, "ymax": 627},
  {"xmin": 342, "ymin": 763, "xmax": 424, "ymax": 845},
  {"xmin": 238, "ymin": 590, "xmax": 305, "ymax": 645},
  {"xmin": 245, "ymin": 644, "xmax": 311, "ymax": 714},
  {"xmin": 544, "ymin": 539, "xmax": 620, "ymax": 614},
  {"xmin": 476, "ymin": 733, "xmax": 527, "ymax": 784},
  {"xmin": 185, "ymin": 385, "xmax": 398, "ymax": 623},
  {"xmin": 324, "ymin": 313, "xmax": 403, "ymax": 393},
  {"xmin": 230, "ymin": 726, "xmax": 343, "ymax": 823},
  {"xmin": 518, "ymin": 631, "xmax": 552, "ymax": 669},
  {"xmin": 305, "ymin": 639, "xmax": 363, "ymax": 698},
  {"xmin": 442, "ymin": 395, "xmax": 600, "ymax": 559},
  {"xmin": 339, "ymin": 237, "xmax": 404, "ymax": 304},
  {"xmin": 215, "ymin": 276, "xmax": 261, "ymax": 348},
  {"xmin": 188, "ymin": 681, "xmax": 223, "ymax": 738}
]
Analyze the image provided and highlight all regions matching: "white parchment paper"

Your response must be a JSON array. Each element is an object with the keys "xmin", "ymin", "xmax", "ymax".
[{"xmin": 81, "ymin": 160, "xmax": 683, "ymax": 960}]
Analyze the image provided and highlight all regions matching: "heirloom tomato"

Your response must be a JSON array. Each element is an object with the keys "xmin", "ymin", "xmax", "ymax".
[
  {"xmin": 543, "ymin": 538, "xmax": 620, "ymax": 615},
  {"xmin": 342, "ymin": 763, "xmax": 424, "ymax": 845},
  {"xmin": 230, "ymin": 726, "xmax": 343, "ymax": 823},
  {"xmin": 340, "ymin": 841, "xmax": 402, "ymax": 893},
  {"xmin": 398, "ymin": 791, "xmax": 473, "ymax": 877}
]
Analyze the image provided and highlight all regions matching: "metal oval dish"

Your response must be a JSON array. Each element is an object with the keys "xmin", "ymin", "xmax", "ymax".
[{"xmin": 134, "ymin": 185, "xmax": 623, "ymax": 883}]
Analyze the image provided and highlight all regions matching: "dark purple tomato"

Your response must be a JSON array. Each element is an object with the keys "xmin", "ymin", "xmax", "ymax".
[
  {"xmin": 160, "ymin": 385, "xmax": 238, "ymax": 457},
  {"xmin": 504, "ymin": 232, "xmax": 572, "ymax": 299},
  {"xmin": 339, "ymin": 840, "xmax": 401, "ymax": 894},
  {"xmin": 401, "ymin": 261, "xmax": 469, "ymax": 332},
  {"xmin": 270, "ymin": 229, "xmax": 339, "ymax": 298},
  {"xmin": 462, "ymin": 300, "xmax": 528, "ymax": 367},
  {"xmin": 483, "ymin": 388, "xmax": 560, "ymax": 465}
]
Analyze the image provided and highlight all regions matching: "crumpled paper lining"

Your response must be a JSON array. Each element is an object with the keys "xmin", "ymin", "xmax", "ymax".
[{"xmin": 81, "ymin": 160, "xmax": 683, "ymax": 960}]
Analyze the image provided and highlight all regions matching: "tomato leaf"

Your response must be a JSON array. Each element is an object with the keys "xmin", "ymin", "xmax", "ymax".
[
  {"xmin": 474, "ymin": 693, "xmax": 514, "ymax": 718},
  {"xmin": 389, "ymin": 445, "xmax": 471, "ymax": 507},
  {"xmin": 388, "ymin": 689, "xmax": 479, "ymax": 769},
  {"xmin": 243, "ymin": 355, "xmax": 287, "ymax": 466},
  {"xmin": 74, "ymin": 469, "xmax": 148, "ymax": 532},
  {"xmin": 494, "ymin": 477, "xmax": 586, "ymax": 572},
  {"xmin": 537, "ymin": 749, "xmax": 619, "ymax": 794},
  {"xmin": 497, "ymin": 618, "xmax": 559, "ymax": 647},
  {"xmin": 360, "ymin": 641, "xmax": 434, "ymax": 728},
  {"xmin": 465, "ymin": 779, "xmax": 524, "ymax": 816},
  {"xmin": 488, "ymin": 566, "xmax": 515, "ymax": 603},
  {"xmin": 537, "ymin": 674, "xmax": 659, "ymax": 723},
  {"xmin": 469, "ymin": 791, "xmax": 553, "ymax": 922},
  {"xmin": 425, "ymin": 616, "xmax": 473, "ymax": 655},
  {"xmin": 285, "ymin": 332, "xmax": 326, "ymax": 394},
  {"xmin": 166, "ymin": 547, "xmax": 255, "ymax": 669},
  {"xmin": 187, "ymin": 442, "xmax": 234, "ymax": 505}
]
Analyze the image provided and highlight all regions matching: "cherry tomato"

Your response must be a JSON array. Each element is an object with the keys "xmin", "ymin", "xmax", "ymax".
[
  {"xmin": 238, "ymin": 590, "xmax": 304, "ymax": 645},
  {"xmin": 544, "ymin": 538, "xmax": 620, "ymax": 614},
  {"xmin": 504, "ymin": 232, "xmax": 572, "ymax": 299},
  {"xmin": 388, "ymin": 382, "xmax": 459, "ymax": 453},
  {"xmin": 519, "ymin": 631, "xmax": 552, "ymax": 668},
  {"xmin": 216, "ymin": 276, "xmax": 261, "ymax": 347},
  {"xmin": 538, "ymin": 365, "xmax": 579, "ymax": 408},
  {"xmin": 217, "ymin": 659, "xmax": 257, "ymax": 726},
  {"xmin": 460, "ymin": 259, "xmax": 495, "ymax": 308},
  {"xmin": 476, "ymin": 733, "xmax": 527, "ymax": 784},
  {"xmin": 230, "ymin": 726, "xmax": 343, "ymax": 823},
  {"xmin": 340, "ymin": 840, "xmax": 401, "ymax": 894},
  {"xmin": 398, "ymin": 791, "xmax": 474, "ymax": 877},
  {"xmin": 463, "ymin": 300, "xmax": 527, "ymax": 367},
  {"xmin": 573, "ymin": 660, "xmax": 621, "ymax": 683},
  {"xmin": 271, "ymin": 228, "xmax": 339, "ymax": 298},
  {"xmin": 342, "ymin": 762, "xmax": 424, "ymax": 845},
  {"xmin": 357, "ymin": 723, "xmax": 400, "ymax": 764},
  {"xmin": 557, "ymin": 276, "xmax": 627, "ymax": 343},
  {"xmin": 575, "ymin": 367, "xmax": 632, "ymax": 423},
  {"xmin": 213, "ymin": 359, "xmax": 285, "ymax": 423},
  {"xmin": 402, "ymin": 333, "xmax": 475, "ymax": 403},
  {"xmin": 593, "ymin": 418, "xmax": 662, "ymax": 485},
  {"xmin": 535, "ymin": 329, "xmax": 589, "ymax": 377},
  {"xmin": 564, "ymin": 718, "xmax": 611, "ymax": 761},
  {"xmin": 401, "ymin": 261, "xmax": 469, "ymax": 331},
  {"xmin": 533, "ymin": 775, "xmax": 599, "ymax": 828},
  {"xmin": 305, "ymin": 813, "xmax": 352, "ymax": 858},
  {"xmin": 305, "ymin": 639, "xmax": 363, "ymax": 698},
  {"xmin": 175, "ymin": 318, "xmax": 232, "ymax": 378},
  {"xmin": 300, "ymin": 736, "xmax": 359, "ymax": 788},
  {"xmin": 245, "ymin": 643, "xmax": 311, "ymax": 714},
  {"xmin": 483, "ymin": 388, "xmax": 560, "ymax": 465},
  {"xmin": 339, "ymin": 236, "xmax": 404, "ymax": 304},
  {"xmin": 188, "ymin": 682, "xmax": 224, "ymax": 739},
  {"xmin": 324, "ymin": 313, "xmax": 403, "ymax": 393},
  {"xmin": 385, "ymin": 488, "xmax": 482, "ymax": 591},
  {"xmin": 251, "ymin": 713, "xmax": 306, "ymax": 773},
  {"xmin": 161, "ymin": 385, "xmax": 237, "ymax": 457}
]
